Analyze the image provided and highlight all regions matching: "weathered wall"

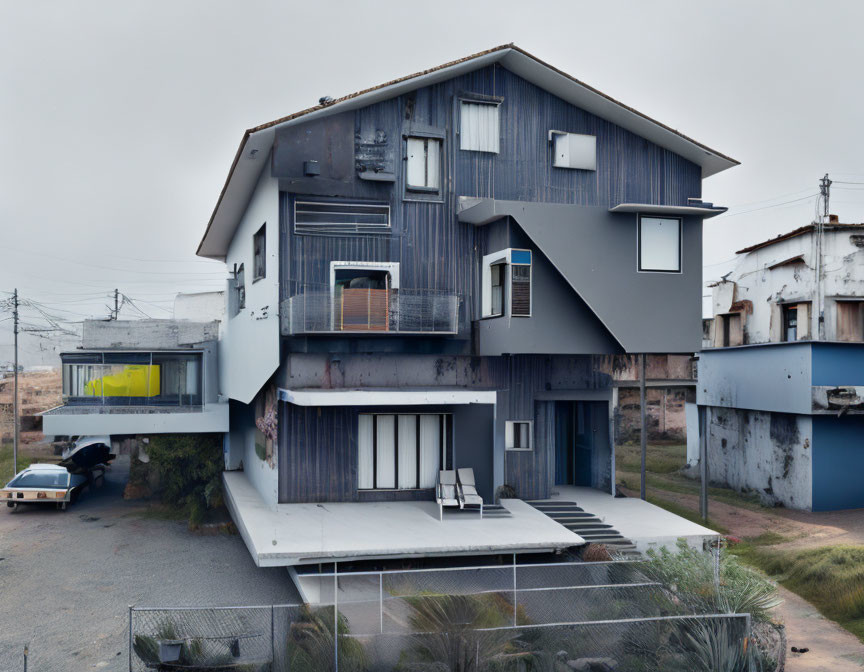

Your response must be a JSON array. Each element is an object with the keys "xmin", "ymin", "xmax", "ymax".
[
  {"xmin": 220, "ymin": 155, "xmax": 280, "ymax": 404},
  {"xmin": 174, "ymin": 291, "xmax": 225, "ymax": 325},
  {"xmin": 82, "ymin": 319, "xmax": 219, "ymax": 349},
  {"xmin": 227, "ymin": 398, "xmax": 278, "ymax": 505},
  {"xmin": 616, "ymin": 387, "xmax": 689, "ymax": 442},
  {"xmin": 709, "ymin": 226, "xmax": 864, "ymax": 345},
  {"xmin": 705, "ymin": 407, "xmax": 812, "ymax": 509}
]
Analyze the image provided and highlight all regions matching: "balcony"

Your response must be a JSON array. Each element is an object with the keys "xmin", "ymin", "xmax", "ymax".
[{"xmin": 281, "ymin": 287, "xmax": 461, "ymax": 336}]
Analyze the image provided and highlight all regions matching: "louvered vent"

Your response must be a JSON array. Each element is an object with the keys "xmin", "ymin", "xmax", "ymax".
[
  {"xmin": 294, "ymin": 200, "xmax": 390, "ymax": 235},
  {"xmin": 511, "ymin": 265, "xmax": 531, "ymax": 316}
]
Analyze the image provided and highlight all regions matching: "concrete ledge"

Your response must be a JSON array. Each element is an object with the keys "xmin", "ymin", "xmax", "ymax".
[
  {"xmin": 224, "ymin": 471, "xmax": 583, "ymax": 567},
  {"xmin": 42, "ymin": 403, "xmax": 229, "ymax": 435}
]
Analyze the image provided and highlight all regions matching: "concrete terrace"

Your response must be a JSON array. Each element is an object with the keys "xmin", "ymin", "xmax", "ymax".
[
  {"xmin": 224, "ymin": 471, "xmax": 584, "ymax": 567},
  {"xmin": 549, "ymin": 485, "xmax": 719, "ymax": 553}
]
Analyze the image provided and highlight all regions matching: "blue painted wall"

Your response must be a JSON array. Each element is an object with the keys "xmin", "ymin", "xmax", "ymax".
[
  {"xmin": 811, "ymin": 343, "xmax": 864, "ymax": 386},
  {"xmin": 812, "ymin": 415, "xmax": 864, "ymax": 511}
]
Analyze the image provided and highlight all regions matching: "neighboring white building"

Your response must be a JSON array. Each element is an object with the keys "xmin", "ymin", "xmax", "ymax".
[{"xmin": 700, "ymin": 218, "xmax": 864, "ymax": 511}]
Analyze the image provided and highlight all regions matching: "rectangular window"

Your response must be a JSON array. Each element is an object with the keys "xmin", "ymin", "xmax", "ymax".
[
  {"xmin": 294, "ymin": 199, "xmax": 390, "ymax": 235},
  {"xmin": 406, "ymin": 137, "xmax": 441, "ymax": 191},
  {"xmin": 460, "ymin": 101, "xmax": 500, "ymax": 153},
  {"xmin": 505, "ymin": 421, "xmax": 532, "ymax": 451},
  {"xmin": 358, "ymin": 413, "xmax": 450, "ymax": 490},
  {"xmin": 638, "ymin": 216, "xmax": 682, "ymax": 273},
  {"xmin": 550, "ymin": 131, "xmax": 596, "ymax": 171},
  {"xmin": 490, "ymin": 262, "xmax": 505, "ymax": 317},
  {"xmin": 782, "ymin": 304, "xmax": 798, "ymax": 342},
  {"xmin": 510, "ymin": 254, "xmax": 532, "ymax": 317},
  {"xmin": 253, "ymin": 224, "xmax": 266, "ymax": 281},
  {"xmin": 837, "ymin": 301, "xmax": 864, "ymax": 342}
]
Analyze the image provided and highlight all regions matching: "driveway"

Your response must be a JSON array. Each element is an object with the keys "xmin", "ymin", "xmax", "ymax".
[{"xmin": 0, "ymin": 456, "xmax": 300, "ymax": 671}]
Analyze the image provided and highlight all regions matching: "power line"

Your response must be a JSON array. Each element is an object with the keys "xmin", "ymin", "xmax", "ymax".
[{"xmin": 711, "ymin": 193, "xmax": 818, "ymax": 220}]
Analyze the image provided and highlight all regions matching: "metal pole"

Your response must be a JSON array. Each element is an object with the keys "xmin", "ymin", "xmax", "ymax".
[
  {"xmin": 640, "ymin": 354, "xmax": 647, "ymax": 501},
  {"xmin": 699, "ymin": 405, "xmax": 709, "ymax": 522},
  {"xmin": 333, "ymin": 562, "xmax": 338, "ymax": 671},
  {"xmin": 128, "ymin": 605, "xmax": 133, "ymax": 672},
  {"xmin": 12, "ymin": 288, "xmax": 18, "ymax": 476},
  {"xmin": 23, "ymin": 644, "xmax": 27, "ymax": 672},
  {"xmin": 379, "ymin": 573, "xmax": 384, "ymax": 634},
  {"xmin": 512, "ymin": 553, "xmax": 517, "ymax": 628},
  {"xmin": 271, "ymin": 605, "xmax": 275, "ymax": 668}
]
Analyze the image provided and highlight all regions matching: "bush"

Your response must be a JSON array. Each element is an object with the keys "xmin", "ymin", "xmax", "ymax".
[{"xmin": 144, "ymin": 433, "xmax": 224, "ymax": 528}]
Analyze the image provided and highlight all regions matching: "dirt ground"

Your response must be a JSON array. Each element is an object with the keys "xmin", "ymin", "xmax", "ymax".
[{"xmin": 0, "ymin": 456, "xmax": 300, "ymax": 671}]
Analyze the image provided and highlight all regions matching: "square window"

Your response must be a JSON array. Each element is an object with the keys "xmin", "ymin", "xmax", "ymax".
[
  {"xmin": 460, "ymin": 101, "xmax": 500, "ymax": 153},
  {"xmin": 638, "ymin": 216, "xmax": 681, "ymax": 273},
  {"xmin": 232, "ymin": 263, "xmax": 245, "ymax": 315},
  {"xmin": 253, "ymin": 224, "xmax": 266, "ymax": 281},
  {"xmin": 506, "ymin": 421, "xmax": 532, "ymax": 451},
  {"xmin": 406, "ymin": 137, "xmax": 441, "ymax": 191}
]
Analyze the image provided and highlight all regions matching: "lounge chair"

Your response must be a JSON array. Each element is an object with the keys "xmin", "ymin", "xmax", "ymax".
[
  {"xmin": 436, "ymin": 470, "xmax": 459, "ymax": 521},
  {"xmin": 457, "ymin": 468, "xmax": 484, "ymax": 518}
]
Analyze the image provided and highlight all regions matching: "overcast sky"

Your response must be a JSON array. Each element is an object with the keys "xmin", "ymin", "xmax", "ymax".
[{"xmin": 2, "ymin": 0, "xmax": 864, "ymax": 363}]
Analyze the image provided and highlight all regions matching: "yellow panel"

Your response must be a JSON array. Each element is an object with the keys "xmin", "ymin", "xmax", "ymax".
[{"xmin": 84, "ymin": 364, "xmax": 161, "ymax": 398}]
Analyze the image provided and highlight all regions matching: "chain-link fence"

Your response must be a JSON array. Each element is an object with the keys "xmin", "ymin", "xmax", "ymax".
[
  {"xmin": 0, "ymin": 642, "xmax": 72, "ymax": 672},
  {"xmin": 126, "ymin": 559, "xmax": 760, "ymax": 671}
]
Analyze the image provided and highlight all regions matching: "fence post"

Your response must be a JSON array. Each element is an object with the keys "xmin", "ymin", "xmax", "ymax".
[
  {"xmin": 512, "ymin": 553, "xmax": 517, "ymax": 628},
  {"xmin": 271, "ymin": 604, "xmax": 275, "ymax": 670},
  {"xmin": 128, "ymin": 605, "xmax": 133, "ymax": 672},
  {"xmin": 334, "ymin": 562, "xmax": 339, "ymax": 671},
  {"xmin": 379, "ymin": 573, "xmax": 384, "ymax": 634}
]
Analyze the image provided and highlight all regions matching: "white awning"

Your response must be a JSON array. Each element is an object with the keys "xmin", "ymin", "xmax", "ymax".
[
  {"xmin": 608, "ymin": 203, "xmax": 727, "ymax": 218},
  {"xmin": 278, "ymin": 388, "xmax": 497, "ymax": 406}
]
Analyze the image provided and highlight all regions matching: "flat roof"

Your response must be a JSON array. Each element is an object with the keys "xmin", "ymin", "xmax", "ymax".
[
  {"xmin": 736, "ymin": 222, "xmax": 864, "ymax": 254},
  {"xmin": 197, "ymin": 44, "xmax": 738, "ymax": 260},
  {"xmin": 224, "ymin": 471, "xmax": 583, "ymax": 567},
  {"xmin": 278, "ymin": 387, "xmax": 497, "ymax": 406},
  {"xmin": 609, "ymin": 203, "xmax": 727, "ymax": 218}
]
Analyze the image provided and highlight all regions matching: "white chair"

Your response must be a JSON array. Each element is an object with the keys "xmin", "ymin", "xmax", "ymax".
[
  {"xmin": 436, "ymin": 470, "xmax": 459, "ymax": 521},
  {"xmin": 456, "ymin": 468, "xmax": 484, "ymax": 518}
]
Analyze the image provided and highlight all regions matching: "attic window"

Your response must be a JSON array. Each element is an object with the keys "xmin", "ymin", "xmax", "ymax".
[{"xmin": 459, "ymin": 101, "xmax": 500, "ymax": 153}]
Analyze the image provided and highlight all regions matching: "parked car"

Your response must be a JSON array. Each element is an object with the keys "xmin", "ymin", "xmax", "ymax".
[{"xmin": 1, "ymin": 463, "xmax": 100, "ymax": 511}]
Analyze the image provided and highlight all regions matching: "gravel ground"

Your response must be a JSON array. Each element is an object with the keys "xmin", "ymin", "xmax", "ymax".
[{"xmin": 0, "ymin": 456, "xmax": 300, "ymax": 671}]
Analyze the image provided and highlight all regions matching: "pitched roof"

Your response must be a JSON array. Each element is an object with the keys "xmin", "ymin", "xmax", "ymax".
[
  {"xmin": 735, "ymin": 223, "xmax": 864, "ymax": 254},
  {"xmin": 197, "ymin": 44, "xmax": 739, "ymax": 260}
]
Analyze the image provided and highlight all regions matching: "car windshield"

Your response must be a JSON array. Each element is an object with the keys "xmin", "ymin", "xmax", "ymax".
[{"xmin": 7, "ymin": 471, "xmax": 68, "ymax": 489}]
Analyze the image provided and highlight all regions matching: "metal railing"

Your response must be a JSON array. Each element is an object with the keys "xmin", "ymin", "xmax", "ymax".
[{"xmin": 281, "ymin": 287, "xmax": 461, "ymax": 336}]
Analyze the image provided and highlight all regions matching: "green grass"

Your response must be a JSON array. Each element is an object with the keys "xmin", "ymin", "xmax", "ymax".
[
  {"xmin": 730, "ymin": 544, "xmax": 864, "ymax": 643},
  {"xmin": 0, "ymin": 442, "xmax": 35, "ymax": 485},
  {"xmin": 617, "ymin": 441, "xmax": 687, "ymax": 474}
]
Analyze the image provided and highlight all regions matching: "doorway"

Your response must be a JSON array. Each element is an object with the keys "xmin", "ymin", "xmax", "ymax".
[{"xmin": 554, "ymin": 400, "xmax": 610, "ymax": 488}]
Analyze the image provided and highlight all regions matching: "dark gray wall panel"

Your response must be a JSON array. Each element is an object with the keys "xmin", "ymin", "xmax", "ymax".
[{"xmin": 452, "ymin": 404, "xmax": 495, "ymax": 501}]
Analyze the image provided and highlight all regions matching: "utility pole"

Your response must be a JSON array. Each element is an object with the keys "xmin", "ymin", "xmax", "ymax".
[
  {"xmin": 112, "ymin": 288, "xmax": 119, "ymax": 320},
  {"xmin": 816, "ymin": 174, "xmax": 831, "ymax": 340},
  {"xmin": 12, "ymin": 288, "xmax": 19, "ymax": 475}
]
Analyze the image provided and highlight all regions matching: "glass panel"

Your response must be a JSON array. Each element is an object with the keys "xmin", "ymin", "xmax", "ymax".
[
  {"xmin": 640, "ymin": 217, "xmax": 680, "ymax": 272},
  {"xmin": 9, "ymin": 471, "xmax": 69, "ymax": 489},
  {"xmin": 397, "ymin": 415, "xmax": 418, "ymax": 489},
  {"xmin": 376, "ymin": 415, "xmax": 396, "ymax": 489},
  {"xmin": 419, "ymin": 415, "xmax": 441, "ymax": 489},
  {"xmin": 358, "ymin": 415, "xmax": 374, "ymax": 489}
]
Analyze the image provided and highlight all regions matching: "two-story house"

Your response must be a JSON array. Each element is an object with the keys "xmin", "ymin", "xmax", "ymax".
[
  {"xmin": 196, "ymin": 44, "xmax": 734, "ymax": 569},
  {"xmin": 700, "ymin": 218, "xmax": 864, "ymax": 510}
]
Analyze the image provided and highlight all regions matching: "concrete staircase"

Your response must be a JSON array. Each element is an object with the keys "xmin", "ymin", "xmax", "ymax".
[{"xmin": 525, "ymin": 499, "xmax": 638, "ymax": 555}]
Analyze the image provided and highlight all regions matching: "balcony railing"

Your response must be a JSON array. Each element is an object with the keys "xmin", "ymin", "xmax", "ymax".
[{"xmin": 281, "ymin": 287, "xmax": 461, "ymax": 335}]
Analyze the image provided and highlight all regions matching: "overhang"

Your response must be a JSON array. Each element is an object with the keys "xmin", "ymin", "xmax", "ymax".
[
  {"xmin": 197, "ymin": 44, "xmax": 738, "ymax": 260},
  {"xmin": 608, "ymin": 203, "xmax": 727, "ymax": 218},
  {"xmin": 278, "ymin": 388, "xmax": 497, "ymax": 406}
]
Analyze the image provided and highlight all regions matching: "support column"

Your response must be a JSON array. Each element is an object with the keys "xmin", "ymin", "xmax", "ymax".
[{"xmin": 640, "ymin": 354, "xmax": 647, "ymax": 501}]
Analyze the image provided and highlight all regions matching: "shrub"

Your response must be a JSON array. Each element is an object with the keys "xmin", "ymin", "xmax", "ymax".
[{"xmin": 144, "ymin": 433, "xmax": 224, "ymax": 528}]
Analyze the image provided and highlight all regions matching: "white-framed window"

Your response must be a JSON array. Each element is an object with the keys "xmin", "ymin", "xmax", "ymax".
[
  {"xmin": 482, "ymin": 249, "xmax": 532, "ymax": 318},
  {"xmin": 549, "ymin": 131, "xmax": 596, "ymax": 171},
  {"xmin": 638, "ymin": 216, "xmax": 682, "ymax": 273},
  {"xmin": 358, "ymin": 413, "xmax": 451, "ymax": 490},
  {"xmin": 459, "ymin": 101, "xmax": 500, "ymax": 153},
  {"xmin": 505, "ymin": 420, "xmax": 533, "ymax": 451},
  {"xmin": 406, "ymin": 137, "xmax": 441, "ymax": 191}
]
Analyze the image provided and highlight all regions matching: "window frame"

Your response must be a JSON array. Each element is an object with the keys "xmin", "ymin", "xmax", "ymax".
[
  {"xmin": 505, "ymin": 420, "xmax": 533, "ymax": 451},
  {"xmin": 357, "ymin": 412, "xmax": 452, "ymax": 491},
  {"xmin": 458, "ymin": 95, "xmax": 503, "ymax": 154},
  {"xmin": 405, "ymin": 135, "xmax": 442, "ymax": 193},
  {"xmin": 293, "ymin": 198, "xmax": 391, "ymax": 236},
  {"xmin": 782, "ymin": 304, "xmax": 798, "ymax": 342},
  {"xmin": 481, "ymin": 248, "xmax": 532, "ymax": 319},
  {"xmin": 232, "ymin": 263, "xmax": 246, "ymax": 315},
  {"xmin": 252, "ymin": 224, "xmax": 266, "ymax": 282},
  {"xmin": 637, "ymin": 215, "xmax": 683, "ymax": 274}
]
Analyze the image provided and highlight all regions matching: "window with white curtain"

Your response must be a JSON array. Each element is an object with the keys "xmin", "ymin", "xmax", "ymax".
[
  {"xmin": 358, "ymin": 413, "xmax": 450, "ymax": 490},
  {"xmin": 406, "ymin": 137, "xmax": 441, "ymax": 191},
  {"xmin": 460, "ymin": 101, "xmax": 500, "ymax": 153}
]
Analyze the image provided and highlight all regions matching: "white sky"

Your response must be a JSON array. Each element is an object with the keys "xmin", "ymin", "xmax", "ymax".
[{"xmin": 2, "ymin": 0, "xmax": 864, "ymax": 362}]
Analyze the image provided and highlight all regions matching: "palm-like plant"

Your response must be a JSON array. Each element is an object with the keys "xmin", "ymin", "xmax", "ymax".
[{"xmin": 287, "ymin": 604, "xmax": 368, "ymax": 672}]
